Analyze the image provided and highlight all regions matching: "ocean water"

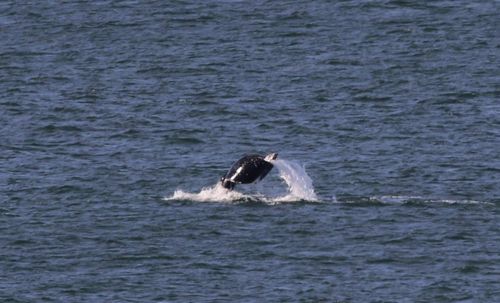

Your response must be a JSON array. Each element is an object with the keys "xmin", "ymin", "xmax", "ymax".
[{"xmin": 1, "ymin": 0, "xmax": 499, "ymax": 302}]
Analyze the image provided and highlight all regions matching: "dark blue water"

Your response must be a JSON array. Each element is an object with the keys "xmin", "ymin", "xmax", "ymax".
[{"xmin": 1, "ymin": 1, "xmax": 500, "ymax": 302}]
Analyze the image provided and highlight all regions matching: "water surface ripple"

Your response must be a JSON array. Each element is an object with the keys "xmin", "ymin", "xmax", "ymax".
[{"xmin": 1, "ymin": 1, "xmax": 499, "ymax": 302}]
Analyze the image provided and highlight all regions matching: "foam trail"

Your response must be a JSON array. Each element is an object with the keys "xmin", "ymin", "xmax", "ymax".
[
  {"xmin": 165, "ymin": 183, "xmax": 250, "ymax": 203},
  {"xmin": 370, "ymin": 195, "xmax": 494, "ymax": 205},
  {"xmin": 272, "ymin": 159, "xmax": 318, "ymax": 202}
]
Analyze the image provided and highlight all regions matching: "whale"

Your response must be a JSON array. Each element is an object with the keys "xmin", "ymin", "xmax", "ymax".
[{"xmin": 220, "ymin": 153, "xmax": 278, "ymax": 190}]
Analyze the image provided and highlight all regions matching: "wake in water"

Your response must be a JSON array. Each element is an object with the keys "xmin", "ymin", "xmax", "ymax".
[{"xmin": 165, "ymin": 159, "xmax": 318, "ymax": 204}]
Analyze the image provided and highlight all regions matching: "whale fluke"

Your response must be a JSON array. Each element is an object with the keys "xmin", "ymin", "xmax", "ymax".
[{"xmin": 220, "ymin": 153, "xmax": 278, "ymax": 190}]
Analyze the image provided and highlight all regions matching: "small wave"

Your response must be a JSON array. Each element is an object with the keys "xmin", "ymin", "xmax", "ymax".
[{"xmin": 368, "ymin": 196, "xmax": 494, "ymax": 205}]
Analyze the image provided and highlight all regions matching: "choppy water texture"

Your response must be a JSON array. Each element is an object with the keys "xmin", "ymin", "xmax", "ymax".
[{"xmin": 1, "ymin": 0, "xmax": 500, "ymax": 302}]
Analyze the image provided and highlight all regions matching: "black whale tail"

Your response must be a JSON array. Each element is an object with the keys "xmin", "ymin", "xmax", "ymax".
[{"xmin": 220, "ymin": 152, "xmax": 278, "ymax": 191}]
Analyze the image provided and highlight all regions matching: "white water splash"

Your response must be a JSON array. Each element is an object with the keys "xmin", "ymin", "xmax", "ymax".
[
  {"xmin": 166, "ymin": 183, "xmax": 252, "ymax": 203},
  {"xmin": 272, "ymin": 159, "xmax": 318, "ymax": 202},
  {"xmin": 164, "ymin": 158, "xmax": 318, "ymax": 203}
]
